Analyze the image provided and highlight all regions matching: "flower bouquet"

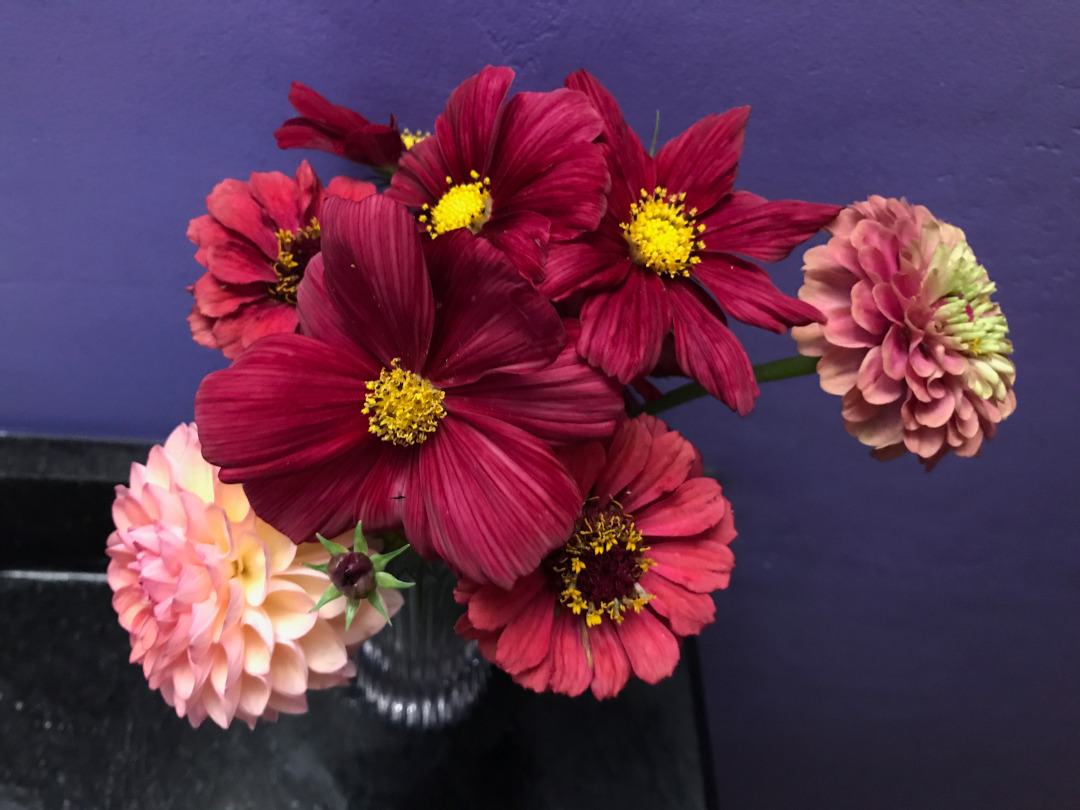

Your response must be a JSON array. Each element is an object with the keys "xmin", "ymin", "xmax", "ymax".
[{"xmin": 107, "ymin": 66, "xmax": 1015, "ymax": 730}]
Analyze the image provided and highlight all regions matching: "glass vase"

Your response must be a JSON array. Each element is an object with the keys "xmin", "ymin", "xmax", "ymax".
[{"xmin": 352, "ymin": 555, "xmax": 491, "ymax": 729}]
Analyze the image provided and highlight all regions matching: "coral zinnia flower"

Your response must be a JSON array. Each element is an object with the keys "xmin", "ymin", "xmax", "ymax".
[
  {"xmin": 387, "ymin": 65, "xmax": 610, "ymax": 281},
  {"xmin": 541, "ymin": 71, "xmax": 841, "ymax": 415},
  {"xmin": 454, "ymin": 415, "xmax": 736, "ymax": 698},
  {"xmin": 187, "ymin": 161, "xmax": 375, "ymax": 359},
  {"xmin": 195, "ymin": 194, "xmax": 623, "ymax": 588},
  {"xmin": 792, "ymin": 196, "xmax": 1016, "ymax": 468},
  {"xmin": 106, "ymin": 423, "xmax": 402, "ymax": 729},
  {"xmin": 274, "ymin": 81, "xmax": 424, "ymax": 169}
]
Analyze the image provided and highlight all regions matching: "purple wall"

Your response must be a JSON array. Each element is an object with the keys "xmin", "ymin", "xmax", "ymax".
[{"xmin": 3, "ymin": 1, "xmax": 1077, "ymax": 806}]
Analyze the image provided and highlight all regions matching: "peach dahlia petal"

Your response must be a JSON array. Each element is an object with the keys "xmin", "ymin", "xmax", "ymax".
[
  {"xmin": 793, "ymin": 196, "xmax": 1016, "ymax": 468},
  {"xmin": 106, "ymin": 423, "xmax": 400, "ymax": 729}
]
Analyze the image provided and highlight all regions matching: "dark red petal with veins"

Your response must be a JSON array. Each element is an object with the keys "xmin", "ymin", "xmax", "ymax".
[
  {"xmin": 195, "ymin": 334, "xmax": 379, "ymax": 480},
  {"xmin": 409, "ymin": 415, "xmax": 579, "ymax": 588},
  {"xmin": 654, "ymin": 107, "xmax": 749, "ymax": 216},
  {"xmin": 480, "ymin": 210, "xmax": 550, "ymax": 283},
  {"xmin": 693, "ymin": 254, "xmax": 823, "ymax": 333},
  {"xmin": 319, "ymin": 195, "xmax": 434, "ymax": 371},
  {"xmin": 434, "ymin": 65, "xmax": 515, "ymax": 182},
  {"xmin": 701, "ymin": 191, "xmax": 842, "ymax": 262},
  {"xmin": 422, "ymin": 230, "xmax": 564, "ymax": 387},
  {"xmin": 667, "ymin": 280, "xmax": 759, "ymax": 415},
  {"xmin": 578, "ymin": 268, "xmax": 671, "ymax": 384},
  {"xmin": 487, "ymin": 88, "xmax": 607, "ymax": 240},
  {"xmin": 447, "ymin": 321, "xmax": 623, "ymax": 446}
]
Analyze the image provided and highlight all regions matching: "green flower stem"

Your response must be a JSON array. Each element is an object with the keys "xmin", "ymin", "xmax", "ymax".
[{"xmin": 639, "ymin": 355, "xmax": 820, "ymax": 416}]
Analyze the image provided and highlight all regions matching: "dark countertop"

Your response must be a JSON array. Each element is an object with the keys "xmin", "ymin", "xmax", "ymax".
[{"xmin": 0, "ymin": 436, "xmax": 718, "ymax": 810}]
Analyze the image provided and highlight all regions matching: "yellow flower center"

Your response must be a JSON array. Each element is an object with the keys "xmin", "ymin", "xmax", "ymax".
[
  {"xmin": 362, "ymin": 359, "xmax": 447, "ymax": 446},
  {"xmin": 418, "ymin": 171, "xmax": 492, "ymax": 238},
  {"xmin": 549, "ymin": 504, "xmax": 655, "ymax": 628},
  {"xmin": 271, "ymin": 218, "xmax": 321, "ymax": 304},
  {"xmin": 621, "ymin": 187, "xmax": 705, "ymax": 278},
  {"xmin": 400, "ymin": 129, "xmax": 430, "ymax": 150}
]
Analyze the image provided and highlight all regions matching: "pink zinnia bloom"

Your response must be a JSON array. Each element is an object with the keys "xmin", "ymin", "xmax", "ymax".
[
  {"xmin": 387, "ymin": 65, "xmax": 610, "ymax": 281},
  {"xmin": 792, "ymin": 196, "xmax": 1016, "ymax": 468},
  {"xmin": 541, "ymin": 71, "xmax": 841, "ymax": 414},
  {"xmin": 455, "ymin": 415, "xmax": 736, "ymax": 698},
  {"xmin": 273, "ymin": 81, "xmax": 419, "ymax": 169},
  {"xmin": 106, "ymin": 423, "xmax": 402, "ymax": 729},
  {"xmin": 187, "ymin": 161, "xmax": 375, "ymax": 359},
  {"xmin": 195, "ymin": 194, "xmax": 623, "ymax": 588}
]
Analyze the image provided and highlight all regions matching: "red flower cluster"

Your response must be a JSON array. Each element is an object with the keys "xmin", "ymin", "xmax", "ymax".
[{"xmin": 188, "ymin": 66, "xmax": 840, "ymax": 697}]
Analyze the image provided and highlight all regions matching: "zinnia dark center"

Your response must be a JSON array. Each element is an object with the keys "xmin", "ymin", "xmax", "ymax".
[
  {"xmin": 545, "ymin": 502, "xmax": 654, "ymax": 627},
  {"xmin": 269, "ymin": 219, "xmax": 322, "ymax": 304}
]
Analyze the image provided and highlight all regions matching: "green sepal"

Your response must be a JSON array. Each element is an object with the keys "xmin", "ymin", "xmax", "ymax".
[
  {"xmin": 310, "ymin": 584, "xmax": 341, "ymax": 613},
  {"xmin": 303, "ymin": 562, "xmax": 329, "ymax": 574},
  {"xmin": 344, "ymin": 598, "xmax": 360, "ymax": 631},
  {"xmin": 375, "ymin": 571, "xmax": 415, "ymax": 590},
  {"xmin": 367, "ymin": 589, "xmax": 392, "ymax": 626},
  {"xmin": 352, "ymin": 521, "xmax": 369, "ymax": 555},
  {"xmin": 649, "ymin": 110, "xmax": 661, "ymax": 157},
  {"xmin": 315, "ymin": 533, "xmax": 349, "ymax": 557},
  {"xmin": 369, "ymin": 543, "xmax": 411, "ymax": 571}
]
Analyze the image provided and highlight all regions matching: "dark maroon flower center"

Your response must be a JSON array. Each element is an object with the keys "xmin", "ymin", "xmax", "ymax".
[
  {"xmin": 544, "ymin": 501, "xmax": 654, "ymax": 627},
  {"xmin": 269, "ymin": 219, "xmax": 322, "ymax": 304},
  {"xmin": 326, "ymin": 551, "xmax": 376, "ymax": 600}
]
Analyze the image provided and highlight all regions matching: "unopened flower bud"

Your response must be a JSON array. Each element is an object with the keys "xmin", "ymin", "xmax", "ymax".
[{"xmin": 327, "ymin": 552, "xmax": 376, "ymax": 600}]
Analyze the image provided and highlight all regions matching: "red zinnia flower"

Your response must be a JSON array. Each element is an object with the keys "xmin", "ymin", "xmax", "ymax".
[
  {"xmin": 195, "ymin": 194, "xmax": 623, "ymax": 588},
  {"xmin": 387, "ymin": 65, "xmax": 610, "ymax": 281},
  {"xmin": 542, "ymin": 71, "xmax": 842, "ymax": 414},
  {"xmin": 274, "ymin": 82, "xmax": 414, "ymax": 170},
  {"xmin": 455, "ymin": 415, "xmax": 736, "ymax": 698},
  {"xmin": 187, "ymin": 161, "xmax": 375, "ymax": 359}
]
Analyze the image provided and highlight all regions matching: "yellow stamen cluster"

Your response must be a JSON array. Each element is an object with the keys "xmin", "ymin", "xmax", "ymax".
[
  {"xmin": 271, "ymin": 218, "xmax": 321, "ymax": 304},
  {"xmin": 418, "ymin": 171, "xmax": 492, "ymax": 238},
  {"xmin": 553, "ymin": 508, "xmax": 655, "ymax": 628},
  {"xmin": 621, "ymin": 187, "xmax": 705, "ymax": 278},
  {"xmin": 362, "ymin": 359, "xmax": 446, "ymax": 446},
  {"xmin": 400, "ymin": 129, "xmax": 430, "ymax": 150}
]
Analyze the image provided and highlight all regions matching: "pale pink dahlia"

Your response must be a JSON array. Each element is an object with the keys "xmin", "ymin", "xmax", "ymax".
[
  {"xmin": 792, "ymin": 196, "xmax": 1016, "ymax": 467},
  {"xmin": 455, "ymin": 415, "xmax": 736, "ymax": 698},
  {"xmin": 106, "ymin": 423, "xmax": 402, "ymax": 729}
]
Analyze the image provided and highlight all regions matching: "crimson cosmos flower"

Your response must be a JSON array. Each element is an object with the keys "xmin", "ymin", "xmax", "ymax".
[
  {"xmin": 187, "ymin": 161, "xmax": 375, "ymax": 359},
  {"xmin": 274, "ymin": 82, "xmax": 409, "ymax": 170},
  {"xmin": 542, "ymin": 71, "xmax": 842, "ymax": 414},
  {"xmin": 455, "ymin": 415, "xmax": 736, "ymax": 698},
  {"xmin": 387, "ymin": 65, "xmax": 610, "ymax": 281},
  {"xmin": 195, "ymin": 194, "xmax": 623, "ymax": 588}
]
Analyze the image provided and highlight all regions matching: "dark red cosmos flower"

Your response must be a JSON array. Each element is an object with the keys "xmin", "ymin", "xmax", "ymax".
[
  {"xmin": 455, "ymin": 415, "xmax": 736, "ymax": 698},
  {"xmin": 387, "ymin": 66, "xmax": 610, "ymax": 281},
  {"xmin": 542, "ymin": 71, "xmax": 842, "ymax": 415},
  {"xmin": 195, "ymin": 194, "xmax": 623, "ymax": 588},
  {"xmin": 187, "ymin": 161, "xmax": 375, "ymax": 359},
  {"xmin": 274, "ymin": 82, "xmax": 412, "ymax": 170}
]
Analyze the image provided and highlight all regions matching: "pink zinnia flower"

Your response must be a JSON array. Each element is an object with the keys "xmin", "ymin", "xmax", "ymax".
[
  {"xmin": 195, "ymin": 194, "xmax": 623, "ymax": 588},
  {"xmin": 187, "ymin": 161, "xmax": 375, "ymax": 359},
  {"xmin": 455, "ymin": 415, "xmax": 736, "ymax": 698},
  {"xmin": 273, "ymin": 82, "xmax": 420, "ymax": 169},
  {"xmin": 792, "ymin": 196, "xmax": 1016, "ymax": 467},
  {"xmin": 106, "ymin": 423, "xmax": 402, "ymax": 729},
  {"xmin": 541, "ymin": 71, "xmax": 841, "ymax": 414},
  {"xmin": 387, "ymin": 65, "xmax": 610, "ymax": 281}
]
